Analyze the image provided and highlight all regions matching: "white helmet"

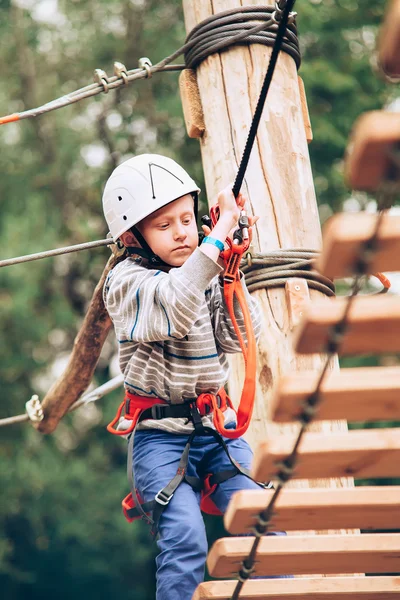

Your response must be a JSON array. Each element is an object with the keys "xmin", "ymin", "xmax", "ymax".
[{"xmin": 102, "ymin": 153, "xmax": 201, "ymax": 241}]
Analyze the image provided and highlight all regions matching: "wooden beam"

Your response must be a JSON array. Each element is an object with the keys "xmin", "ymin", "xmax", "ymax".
[
  {"xmin": 294, "ymin": 295, "xmax": 400, "ymax": 356},
  {"xmin": 179, "ymin": 69, "xmax": 205, "ymax": 138},
  {"xmin": 193, "ymin": 576, "xmax": 400, "ymax": 600},
  {"xmin": 298, "ymin": 76, "xmax": 313, "ymax": 143},
  {"xmin": 207, "ymin": 533, "xmax": 400, "ymax": 578},
  {"xmin": 251, "ymin": 428, "xmax": 400, "ymax": 482},
  {"xmin": 270, "ymin": 366, "xmax": 400, "ymax": 423},
  {"xmin": 379, "ymin": 0, "xmax": 400, "ymax": 78},
  {"xmin": 344, "ymin": 111, "xmax": 400, "ymax": 191},
  {"xmin": 316, "ymin": 213, "xmax": 400, "ymax": 280},
  {"xmin": 223, "ymin": 487, "xmax": 400, "ymax": 534}
]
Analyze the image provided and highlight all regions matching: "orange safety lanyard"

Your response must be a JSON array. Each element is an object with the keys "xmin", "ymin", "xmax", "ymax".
[{"xmin": 208, "ymin": 203, "xmax": 257, "ymax": 439}]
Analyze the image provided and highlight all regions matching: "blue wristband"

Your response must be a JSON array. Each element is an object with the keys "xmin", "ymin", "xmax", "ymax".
[{"xmin": 202, "ymin": 236, "xmax": 225, "ymax": 252}]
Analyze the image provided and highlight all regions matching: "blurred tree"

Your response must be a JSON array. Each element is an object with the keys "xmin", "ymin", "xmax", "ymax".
[{"xmin": 0, "ymin": 1, "xmax": 396, "ymax": 598}]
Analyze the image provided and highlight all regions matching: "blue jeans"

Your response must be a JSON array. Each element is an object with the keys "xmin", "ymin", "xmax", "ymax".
[{"xmin": 133, "ymin": 427, "xmax": 287, "ymax": 600}]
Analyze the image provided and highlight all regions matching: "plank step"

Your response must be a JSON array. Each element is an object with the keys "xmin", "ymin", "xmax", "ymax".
[
  {"xmin": 223, "ymin": 487, "xmax": 400, "ymax": 534},
  {"xmin": 316, "ymin": 213, "xmax": 400, "ymax": 280},
  {"xmin": 193, "ymin": 576, "xmax": 400, "ymax": 600},
  {"xmin": 379, "ymin": 0, "xmax": 400, "ymax": 77},
  {"xmin": 293, "ymin": 295, "xmax": 400, "ymax": 356},
  {"xmin": 207, "ymin": 533, "xmax": 400, "ymax": 578},
  {"xmin": 270, "ymin": 366, "xmax": 400, "ymax": 423},
  {"xmin": 251, "ymin": 428, "xmax": 400, "ymax": 482},
  {"xmin": 344, "ymin": 111, "xmax": 400, "ymax": 191}
]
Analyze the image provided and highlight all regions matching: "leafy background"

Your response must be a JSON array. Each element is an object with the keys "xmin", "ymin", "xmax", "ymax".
[{"xmin": 0, "ymin": 1, "xmax": 397, "ymax": 598}]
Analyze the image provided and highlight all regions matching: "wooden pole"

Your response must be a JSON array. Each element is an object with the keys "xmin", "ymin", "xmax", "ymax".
[{"xmin": 180, "ymin": 1, "xmax": 352, "ymax": 495}]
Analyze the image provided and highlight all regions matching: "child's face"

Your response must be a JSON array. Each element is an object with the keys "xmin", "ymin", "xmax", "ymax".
[{"xmin": 137, "ymin": 194, "xmax": 199, "ymax": 267}]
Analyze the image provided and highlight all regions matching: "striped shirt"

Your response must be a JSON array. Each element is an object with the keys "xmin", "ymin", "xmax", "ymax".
[{"xmin": 104, "ymin": 247, "xmax": 262, "ymax": 434}]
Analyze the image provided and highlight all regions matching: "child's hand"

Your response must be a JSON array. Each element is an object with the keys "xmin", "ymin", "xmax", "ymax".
[
  {"xmin": 201, "ymin": 186, "xmax": 260, "ymax": 243},
  {"xmin": 216, "ymin": 185, "xmax": 242, "ymax": 230}
]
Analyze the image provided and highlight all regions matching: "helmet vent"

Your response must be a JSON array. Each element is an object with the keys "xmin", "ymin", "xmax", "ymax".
[
  {"xmin": 123, "ymin": 215, "xmax": 127, "ymax": 220},
  {"xmin": 118, "ymin": 196, "xmax": 122, "ymax": 201}
]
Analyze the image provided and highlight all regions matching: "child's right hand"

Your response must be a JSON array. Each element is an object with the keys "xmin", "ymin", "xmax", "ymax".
[{"xmin": 216, "ymin": 185, "xmax": 243, "ymax": 230}]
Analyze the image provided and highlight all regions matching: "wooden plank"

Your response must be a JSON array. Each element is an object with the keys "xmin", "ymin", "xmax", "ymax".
[
  {"xmin": 379, "ymin": 0, "xmax": 400, "ymax": 78},
  {"xmin": 224, "ymin": 487, "xmax": 400, "ymax": 534},
  {"xmin": 251, "ymin": 428, "xmax": 400, "ymax": 482},
  {"xmin": 193, "ymin": 576, "xmax": 400, "ymax": 600},
  {"xmin": 179, "ymin": 69, "xmax": 205, "ymax": 138},
  {"xmin": 270, "ymin": 366, "xmax": 400, "ymax": 423},
  {"xmin": 344, "ymin": 111, "xmax": 400, "ymax": 191},
  {"xmin": 207, "ymin": 533, "xmax": 400, "ymax": 578},
  {"xmin": 293, "ymin": 295, "xmax": 400, "ymax": 356},
  {"xmin": 316, "ymin": 213, "xmax": 400, "ymax": 280}
]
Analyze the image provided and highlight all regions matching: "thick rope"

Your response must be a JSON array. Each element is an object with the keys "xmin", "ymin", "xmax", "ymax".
[
  {"xmin": 241, "ymin": 249, "xmax": 335, "ymax": 296},
  {"xmin": 0, "ymin": 374, "xmax": 124, "ymax": 428}
]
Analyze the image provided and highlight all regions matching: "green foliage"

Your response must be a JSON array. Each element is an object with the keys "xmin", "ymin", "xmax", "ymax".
[{"xmin": 0, "ymin": 1, "xmax": 398, "ymax": 597}]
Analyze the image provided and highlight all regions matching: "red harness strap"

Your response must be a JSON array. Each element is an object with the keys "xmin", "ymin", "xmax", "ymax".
[
  {"xmin": 107, "ymin": 393, "xmax": 166, "ymax": 436},
  {"xmin": 108, "ymin": 388, "xmax": 241, "ymax": 522}
]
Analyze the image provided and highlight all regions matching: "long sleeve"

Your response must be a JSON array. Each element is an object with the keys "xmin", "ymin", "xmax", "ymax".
[
  {"xmin": 104, "ymin": 248, "xmax": 222, "ymax": 343},
  {"xmin": 209, "ymin": 275, "xmax": 262, "ymax": 354}
]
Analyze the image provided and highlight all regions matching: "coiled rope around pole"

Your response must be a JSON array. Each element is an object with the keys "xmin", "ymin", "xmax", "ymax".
[
  {"xmin": 184, "ymin": 6, "xmax": 300, "ymax": 69},
  {"xmin": 242, "ymin": 250, "xmax": 335, "ymax": 296}
]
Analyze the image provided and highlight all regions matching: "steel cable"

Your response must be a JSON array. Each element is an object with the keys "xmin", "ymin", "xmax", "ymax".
[
  {"xmin": 0, "ymin": 5, "xmax": 299, "ymax": 126},
  {"xmin": 0, "ymin": 374, "xmax": 124, "ymax": 428}
]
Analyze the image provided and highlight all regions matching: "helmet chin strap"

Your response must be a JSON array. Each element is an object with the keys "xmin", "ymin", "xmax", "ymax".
[{"xmin": 126, "ymin": 227, "xmax": 170, "ymax": 267}]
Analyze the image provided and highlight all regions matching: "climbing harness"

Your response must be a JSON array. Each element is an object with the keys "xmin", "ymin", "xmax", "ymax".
[{"xmin": 108, "ymin": 388, "xmax": 271, "ymax": 537}]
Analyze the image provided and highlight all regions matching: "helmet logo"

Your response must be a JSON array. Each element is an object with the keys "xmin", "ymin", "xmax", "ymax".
[{"xmin": 148, "ymin": 162, "xmax": 184, "ymax": 199}]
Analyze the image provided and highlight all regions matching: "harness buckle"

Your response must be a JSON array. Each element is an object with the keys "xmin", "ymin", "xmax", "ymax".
[
  {"xmin": 155, "ymin": 488, "xmax": 173, "ymax": 506},
  {"xmin": 151, "ymin": 404, "xmax": 167, "ymax": 420}
]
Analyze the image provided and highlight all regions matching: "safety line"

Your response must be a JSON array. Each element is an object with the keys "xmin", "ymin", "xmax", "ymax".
[
  {"xmin": 0, "ymin": 374, "xmax": 124, "ymax": 428},
  {"xmin": 0, "ymin": 238, "xmax": 113, "ymax": 268},
  {"xmin": 0, "ymin": 15, "xmax": 295, "ymax": 126},
  {"xmin": 232, "ymin": 0, "xmax": 297, "ymax": 198}
]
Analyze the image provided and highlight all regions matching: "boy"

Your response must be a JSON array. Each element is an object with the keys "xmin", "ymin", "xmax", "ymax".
[{"xmin": 102, "ymin": 154, "xmax": 279, "ymax": 600}]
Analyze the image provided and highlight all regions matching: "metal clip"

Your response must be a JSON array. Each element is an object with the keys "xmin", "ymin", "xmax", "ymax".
[
  {"xmin": 138, "ymin": 56, "xmax": 152, "ymax": 78},
  {"xmin": 26, "ymin": 394, "xmax": 44, "ymax": 423},
  {"xmin": 155, "ymin": 489, "xmax": 173, "ymax": 506},
  {"xmin": 93, "ymin": 68, "xmax": 109, "ymax": 93},
  {"xmin": 113, "ymin": 61, "xmax": 128, "ymax": 85},
  {"xmin": 272, "ymin": 2, "xmax": 297, "ymax": 25}
]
